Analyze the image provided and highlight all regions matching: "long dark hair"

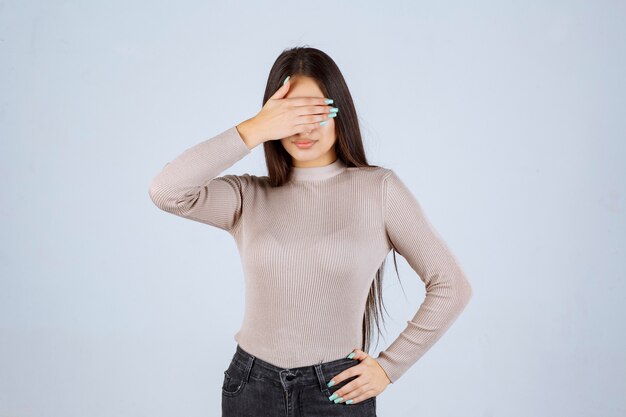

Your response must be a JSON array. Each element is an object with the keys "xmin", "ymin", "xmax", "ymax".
[{"xmin": 260, "ymin": 45, "xmax": 403, "ymax": 355}]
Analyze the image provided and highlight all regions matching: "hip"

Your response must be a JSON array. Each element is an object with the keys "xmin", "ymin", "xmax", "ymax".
[{"xmin": 221, "ymin": 344, "xmax": 377, "ymax": 417}]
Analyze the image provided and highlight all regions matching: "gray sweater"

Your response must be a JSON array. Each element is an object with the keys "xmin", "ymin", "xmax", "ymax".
[{"xmin": 148, "ymin": 125, "xmax": 473, "ymax": 383}]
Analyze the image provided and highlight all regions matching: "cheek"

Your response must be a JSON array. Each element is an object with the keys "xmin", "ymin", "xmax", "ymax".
[
  {"xmin": 280, "ymin": 138, "xmax": 292, "ymax": 149},
  {"xmin": 319, "ymin": 125, "xmax": 337, "ymax": 147},
  {"xmin": 315, "ymin": 139, "xmax": 336, "ymax": 156}
]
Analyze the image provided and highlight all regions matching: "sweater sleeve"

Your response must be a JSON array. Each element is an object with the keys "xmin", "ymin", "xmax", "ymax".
[
  {"xmin": 373, "ymin": 169, "xmax": 473, "ymax": 384},
  {"xmin": 148, "ymin": 125, "xmax": 253, "ymax": 233}
]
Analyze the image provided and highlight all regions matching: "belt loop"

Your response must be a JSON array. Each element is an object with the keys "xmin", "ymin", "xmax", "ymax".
[
  {"xmin": 243, "ymin": 350, "xmax": 255, "ymax": 383},
  {"xmin": 313, "ymin": 363, "xmax": 328, "ymax": 392}
]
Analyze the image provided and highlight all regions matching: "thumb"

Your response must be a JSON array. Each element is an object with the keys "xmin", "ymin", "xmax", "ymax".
[{"xmin": 270, "ymin": 75, "xmax": 291, "ymax": 99}]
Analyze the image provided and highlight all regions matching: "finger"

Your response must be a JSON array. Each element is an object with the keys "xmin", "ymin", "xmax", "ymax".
[
  {"xmin": 293, "ymin": 104, "xmax": 335, "ymax": 117},
  {"xmin": 287, "ymin": 96, "xmax": 334, "ymax": 108},
  {"xmin": 326, "ymin": 362, "xmax": 364, "ymax": 387},
  {"xmin": 347, "ymin": 348, "xmax": 369, "ymax": 362},
  {"xmin": 292, "ymin": 118, "xmax": 332, "ymax": 135},
  {"xmin": 295, "ymin": 112, "xmax": 333, "ymax": 128},
  {"xmin": 343, "ymin": 389, "xmax": 377, "ymax": 405},
  {"xmin": 270, "ymin": 75, "xmax": 291, "ymax": 99},
  {"xmin": 330, "ymin": 377, "xmax": 370, "ymax": 403}
]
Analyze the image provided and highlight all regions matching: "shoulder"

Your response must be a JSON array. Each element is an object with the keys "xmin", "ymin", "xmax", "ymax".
[
  {"xmin": 344, "ymin": 164, "xmax": 394, "ymax": 184},
  {"xmin": 375, "ymin": 166, "xmax": 410, "ymax": 187},
  {"xmin": 356, "ymin": 166, "xmax": 419, "ymax": 204}
]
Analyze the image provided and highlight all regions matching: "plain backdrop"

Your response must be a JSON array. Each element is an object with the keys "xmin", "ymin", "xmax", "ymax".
[{"xmin": 1, "ymin": 1, "xmax": 625, "ymax": 416}]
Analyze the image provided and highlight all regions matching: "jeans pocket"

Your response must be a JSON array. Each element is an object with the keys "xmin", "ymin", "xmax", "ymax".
[
  {"xmin": 325, "ymin": 385, "xmax": 376, "ymax": 407},
  {"xmin": 221, "ymin": 363, "xmax": 248, "ymax": 397},
  {"xmin": 324, "ymin": 364, "xmax": 377, "ymax": 407}
]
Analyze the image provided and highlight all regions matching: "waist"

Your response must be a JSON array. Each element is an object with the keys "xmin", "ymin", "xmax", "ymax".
[{"xmin": 230, "ymin": 344, "xmax": 359, "ymax": 388}]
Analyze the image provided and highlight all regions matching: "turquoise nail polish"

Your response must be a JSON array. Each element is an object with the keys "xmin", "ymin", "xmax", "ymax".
[
  {"xmin": 346, "ymin": 399, "xmax": 353, "ymax": 405},
  {"xmin": 330, "ymin": 107, "xmax": 339, "ymax": 112},
  {"xmin": 334, "ymin": 396, "xmax": 344, "ymax": 403},
  {"xmin": 327, "ymin": 380, "xmax": 336, "ymax": 387},
  {"xmin": 325, "ymin": 98, "xmax": 333, "ymax": 104},
  {"xmin": 283, "ymin": 75, "xmax": 290, "ymax": 85},
  {"xmin": 320, "ymin": 121, "xmax": 328, "ymax": 126},
  {"xmin": 328, "ymin": 113, "xmax": 337, "ymax": 118},
  {"xmin": 328, "ymin": 393, "xmax": 338, "ymax": 401},
  {"xmin": 347, "ymin": 352, "xmax": 356, "ymax": 359}
]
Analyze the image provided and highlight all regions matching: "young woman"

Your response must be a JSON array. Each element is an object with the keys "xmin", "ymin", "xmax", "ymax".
[{"xmin": 149, "ymin": 46, "xmax": 472, "ymax": 417}]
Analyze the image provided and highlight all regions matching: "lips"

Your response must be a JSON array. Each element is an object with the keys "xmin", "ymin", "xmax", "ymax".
[{"xmin": 294, "ymin": 140, "xmax": 314, "ymax": 144}]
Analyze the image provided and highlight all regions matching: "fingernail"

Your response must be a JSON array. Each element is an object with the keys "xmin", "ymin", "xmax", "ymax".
[
  {"xmin": 325, "ymin": 98, "xmax": 334, "ymax": 104},
  {"xmin": 346, "ymin": 399, "xmax": 354, "ymax": 405},
  {"xmin": 347, "ymin": 352, "xmax": 356, "ymax": 359},
  {"xmin": 328, "ymin": 393, "xmax": 338, "ymax": 401},
  {"xmin": 320, "ymin": 121, "xmax": 328, "ymax": 126},
  {"xmin": 327, "ymin": 380, "xmax": 336, "ymax": 387},
  {"xmin": 329, "ymin": 107, "xmax": 339, "ymax": 112},
  {"xmin": 328, "ymin": 113, "xmax": 337, "ymax": 118},
  {"xmin": 283, "ymin": 76, "xmax": 290, "ymax": 85},
  {"xmin": 334, "ymin": 396, "xmax": 344, "ymax": 403}
]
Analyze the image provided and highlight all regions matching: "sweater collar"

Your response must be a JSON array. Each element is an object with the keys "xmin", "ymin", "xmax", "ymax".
[{"xmin": 290, "ymin": 158, "xmax": 347, "ymax": 181}]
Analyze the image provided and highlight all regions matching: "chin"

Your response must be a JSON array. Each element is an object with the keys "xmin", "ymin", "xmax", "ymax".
[{"xmin": 292, "ymin": 154, "xmax": 323, "ymax": 162}]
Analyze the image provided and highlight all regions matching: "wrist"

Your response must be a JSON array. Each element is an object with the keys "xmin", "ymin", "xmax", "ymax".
[{"xmin": 236, "ymin": 118, "xmax": 263, "ymax": 149}]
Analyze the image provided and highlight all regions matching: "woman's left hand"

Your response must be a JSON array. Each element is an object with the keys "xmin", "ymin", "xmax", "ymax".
[{"xmin": 325, "ymin": 348, "xmax": 392, "ymax": 404}]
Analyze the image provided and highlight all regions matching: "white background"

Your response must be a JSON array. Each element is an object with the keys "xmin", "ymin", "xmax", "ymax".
[{"xmin": 1, "ymin": 1, "xmax": 624, "ymax": 416}]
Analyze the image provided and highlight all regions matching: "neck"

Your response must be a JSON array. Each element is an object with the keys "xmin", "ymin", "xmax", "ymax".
[{"xmin": 290, "ymin": 158, "xmax": 347, "ymax": 181}]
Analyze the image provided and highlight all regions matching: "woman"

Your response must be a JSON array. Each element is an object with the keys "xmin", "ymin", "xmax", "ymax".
[{"xmin": 149, "ymin": 46, "xmax": 472, "ymax": 417}]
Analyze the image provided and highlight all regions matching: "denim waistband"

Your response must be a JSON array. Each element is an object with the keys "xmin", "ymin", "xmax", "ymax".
[{"xmin": 230, "ymin": 344, "xmax": 359, "ymax": 392}]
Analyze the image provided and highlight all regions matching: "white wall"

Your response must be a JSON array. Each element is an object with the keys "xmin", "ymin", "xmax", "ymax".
[{"xmin": 1, "ymin": 1, "xmax": 624, "ymax": 416}]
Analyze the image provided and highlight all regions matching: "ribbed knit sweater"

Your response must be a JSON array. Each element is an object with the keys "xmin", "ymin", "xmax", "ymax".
[{"xmin": 148, "ymin": 125, "xmax": 473, "ymax": 383}]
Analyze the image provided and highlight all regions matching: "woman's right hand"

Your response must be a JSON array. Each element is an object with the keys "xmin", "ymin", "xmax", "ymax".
[{"xmin": 236, "ymin": 76, "xmax": 335, "ymax": 148}]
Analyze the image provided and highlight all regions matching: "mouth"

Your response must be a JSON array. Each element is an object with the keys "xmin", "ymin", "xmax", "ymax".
[{"xmin": 293, "ymin": 140, "xmax": 316, "ymax": 148}]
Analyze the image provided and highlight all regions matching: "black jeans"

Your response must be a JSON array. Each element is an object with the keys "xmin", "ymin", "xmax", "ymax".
[{"xmin": 222, "ymin": 344, "xmax": 377, "ymax": 417}]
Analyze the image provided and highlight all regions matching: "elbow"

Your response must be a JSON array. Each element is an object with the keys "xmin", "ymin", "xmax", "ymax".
[
  {"xmin": 148, "ymin": 180, "xmax": 162, "ymax": 209},
  {"xmin": 440, "ymin": 268, "xmax": 472, "ymax": 310},
  {"xmin": 457, "ymin": 273, "xmax": 473, "ymax": 307},
  {"xmin": 148, "ymin": 179, "xmax": 175, "ymax": 213},
  {"xmin": 427, "ymin": 269, "xmax": 473, "ymax": 309},
  {"xmin": 148, "ymin": 179, "xmax": 199, "ymax": 218}
]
